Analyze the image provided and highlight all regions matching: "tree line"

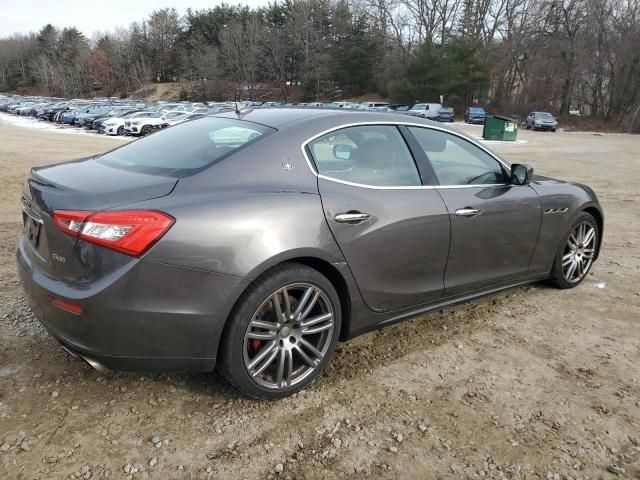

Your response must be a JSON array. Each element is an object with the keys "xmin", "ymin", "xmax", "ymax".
[{"xmin": 0, "ymin": 0, "xmax": 639, "ymax": 130}]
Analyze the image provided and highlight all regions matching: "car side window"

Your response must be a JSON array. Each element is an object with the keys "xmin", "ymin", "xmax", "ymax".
[
  {"xmin": 308, "ymin": 125, "xmax": 421, "ymax": 187},
  {"xmin": 408, "ymin": 127, "xmax": 508, "ymax": 186}
]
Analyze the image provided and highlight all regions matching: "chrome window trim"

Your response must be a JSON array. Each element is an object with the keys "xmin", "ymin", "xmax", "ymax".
[{"xmin": 300, "ymin": 121, "xmax": 512, "ymax": 191}]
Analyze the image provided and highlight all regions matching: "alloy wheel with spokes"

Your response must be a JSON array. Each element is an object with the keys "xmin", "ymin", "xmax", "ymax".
[
  {"xmin": 243, "ymin": 282, "xmax": 335, "ymax": 390},
  {"xmin": 218, "ymin": 264, "xmax": 341, "ymax": 398},
  {"xmin": 561, "ymin": 220, "xmax": 597, "ymax": 284}
]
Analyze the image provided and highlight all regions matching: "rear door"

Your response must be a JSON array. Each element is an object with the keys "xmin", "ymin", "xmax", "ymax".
[
  {"xmin": 308, "ymin": 124, "xmax": 450, "ymax": 312},
  {"xmin": 407, "ymin": 126, "xmax": 541, "ymax": 295}
]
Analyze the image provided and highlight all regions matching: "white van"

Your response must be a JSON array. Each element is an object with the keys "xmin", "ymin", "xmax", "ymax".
[
  {"xmin": 362, "ymin": 102, "xmax": 390, "ymax": 111},
  {"xmin": 408, "ymin": 103, "xmax": 442, "ymax": 119}
]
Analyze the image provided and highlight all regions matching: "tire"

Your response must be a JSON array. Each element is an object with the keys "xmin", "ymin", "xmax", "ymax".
[
  {"xmin": 218, "ymin": 263, "xmax": 342, "ymax": 399},
  {"xmin": 117, "ymin": 126, "xmax": 124, "ymax": 136},
  {"xmin": 548, "ymin": 212, "xmax": 599, "ymax": 289},
  {"xmin": 141, "ymin": 125, "xmax": 151, "ymax": 136}
]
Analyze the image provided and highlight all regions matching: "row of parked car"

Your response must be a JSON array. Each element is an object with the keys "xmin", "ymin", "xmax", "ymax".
[
  {"xmin": 0, "ymin": 95, "xmax": 242, "ymax": 137},
  {"xmin": 2, "ymin": 94, "xmax": 522, "ymax": 138},
  {"xmin": 311, "ymin": 100, "xmax": 486, "ymax": 124}
]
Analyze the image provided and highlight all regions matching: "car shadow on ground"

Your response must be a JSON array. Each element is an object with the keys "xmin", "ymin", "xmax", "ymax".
[{"xmin": 11, "ymin": 284, "xmax": 540, "ymax": 407}]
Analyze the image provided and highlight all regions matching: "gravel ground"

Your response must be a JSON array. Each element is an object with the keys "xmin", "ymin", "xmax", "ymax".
[{"xmin": 0, "ymin": 116, "xmax": 639, "ymax": 480}]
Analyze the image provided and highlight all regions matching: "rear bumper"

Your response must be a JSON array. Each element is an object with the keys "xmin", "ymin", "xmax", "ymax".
[{"xmin": 17, "ymin": 236, "xmax": 250, "ymax": 372}]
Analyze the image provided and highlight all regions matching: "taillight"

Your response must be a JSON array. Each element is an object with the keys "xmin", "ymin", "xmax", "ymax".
[
  {"xmin": 54, "ymin": 210, "xmax": 90, "ymax": 235},
  {"xmin": 53, "ymin": 210, "xmax": 174, "ymax": 257}
]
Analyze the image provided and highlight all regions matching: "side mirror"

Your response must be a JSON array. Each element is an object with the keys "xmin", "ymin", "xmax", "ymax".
[
  {"xmin": 511, "ymin": 164, "xmax": 534, "ymax": 185},
  {"xmin": 333, "ymin": 144, "xmax": 353, "ymax": 160}
]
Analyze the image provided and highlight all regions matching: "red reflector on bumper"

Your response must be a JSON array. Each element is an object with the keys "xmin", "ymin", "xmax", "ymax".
[{"xmin": 53, "ymin": 298, "xmax": 83, "ymax": 315}]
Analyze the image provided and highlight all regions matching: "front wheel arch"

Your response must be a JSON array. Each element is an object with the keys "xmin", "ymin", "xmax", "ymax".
[
  {"xmin": 583, "ymin": 206, "xmax": 604, "ymax": 260},
  {"xmin": 548, "ymin": 211, "xmax": 600, "ymax": 288}
]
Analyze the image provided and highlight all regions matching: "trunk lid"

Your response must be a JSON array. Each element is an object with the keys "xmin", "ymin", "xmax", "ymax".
[{"xmin": 21, "ymin": 158, "xmax": 178, "ymax": 280}]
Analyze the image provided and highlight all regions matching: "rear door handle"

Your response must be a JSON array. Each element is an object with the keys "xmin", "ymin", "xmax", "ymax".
[
  {"xmin": 455, "ymin": 208, "xmax": 482, "ymax": 218},
  {"xmin": 334, "ymin": 212, "xmax": 371, "ymax": 224}
]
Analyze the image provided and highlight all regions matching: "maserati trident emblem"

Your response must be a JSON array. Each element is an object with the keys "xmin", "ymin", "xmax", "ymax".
[{"xmin": 282, "ymin": 158, "xmax": 293, "ymax": 171}]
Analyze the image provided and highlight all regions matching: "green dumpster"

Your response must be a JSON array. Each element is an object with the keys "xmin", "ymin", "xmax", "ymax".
[{"xmin": 482, "ymin": 115, "xmax": 518, "ymax": 141}]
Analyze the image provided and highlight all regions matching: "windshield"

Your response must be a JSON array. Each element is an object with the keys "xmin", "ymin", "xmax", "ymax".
[
  {"xmin": 412, "ymin": 104, "xmax": 427, "ymax": 110},
  {"xmin": 97, "ymin": 117, "xmax": 275, "ymax": 177},
  {"xmin": 469, "ymin": 108, "xmax": 485, "ymax": 114},
  {"xmin": 440, "ymin": 107, "xmax": 454, "ymax": 113},
  {"xmin": 121, "ymin": 111, "xmax": 141, "ymax": 118},
  {"xmin": 537, "ymin": 112, "xmax": 554, "ymax": 119}
]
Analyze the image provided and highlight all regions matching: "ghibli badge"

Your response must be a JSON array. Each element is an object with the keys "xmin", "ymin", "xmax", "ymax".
[{"xmin": 51, "ymin": 253, "xmax": 66, "ymax": 263}]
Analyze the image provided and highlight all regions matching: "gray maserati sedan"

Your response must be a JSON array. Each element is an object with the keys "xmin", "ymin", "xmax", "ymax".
[{"xmin": 17, "ymin": 109, "xmax": 603, "ymax": 399}]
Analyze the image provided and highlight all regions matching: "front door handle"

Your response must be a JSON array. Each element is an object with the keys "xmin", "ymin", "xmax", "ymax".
[
  {"xmin": 334, "ymin": 212, "xmax": 371, "ymax": 224},
  {"xmin": 455, "ymin": 208, "xmax": 482, "ymax": 218}
]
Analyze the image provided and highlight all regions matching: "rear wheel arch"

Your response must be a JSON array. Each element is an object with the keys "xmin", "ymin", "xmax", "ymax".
[
  {"xmin": 289, "ymin": 257, "xmax": 352, "ymax": 341},
  {"xmin": 217, "ymin": 256, "xmax": 353, "ymax": 366}
]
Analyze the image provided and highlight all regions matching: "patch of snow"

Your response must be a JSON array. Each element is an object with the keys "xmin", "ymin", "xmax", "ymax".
[{"xmin": 0, "ymin": 112, "xmax": 129, "ymax": 140}]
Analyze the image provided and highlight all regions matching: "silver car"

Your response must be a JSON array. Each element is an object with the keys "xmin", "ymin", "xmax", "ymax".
[
  {"xmin": 526, "ymin": 111, "xmax": 557, "ymax": 131},
  {"xmin": 17, "ymin": 109, "xmax": 603, "ymax": 399}
]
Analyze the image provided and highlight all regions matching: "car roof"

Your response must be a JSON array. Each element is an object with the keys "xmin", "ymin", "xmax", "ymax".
[
  {"xmin": 215, "ymin": 107, "xmax": 342, "ymax": 128},
  {"xmin": 214, "ymin": 108, "xmax": 470, "ymax": 137}
]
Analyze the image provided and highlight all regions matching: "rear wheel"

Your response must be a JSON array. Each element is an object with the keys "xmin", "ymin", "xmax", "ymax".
[
  {"xmin": 218, "ymin": 263, "xmax": 341, "ymax": 399},
  {"xmin": 548, "ymin": 212, "xmax": 598, "ymax": 289}
]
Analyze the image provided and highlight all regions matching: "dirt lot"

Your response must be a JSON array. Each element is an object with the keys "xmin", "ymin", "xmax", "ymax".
[{"xmin": 0, "ymin": 117, "xmax": 639, "ymax": 480}]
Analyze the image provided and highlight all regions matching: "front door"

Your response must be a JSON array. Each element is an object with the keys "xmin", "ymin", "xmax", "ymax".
[
  {"xmin": 406, "ymin": 126, "xmax": 541, "ymax": 295},
  {"xmin": 307, "ymin": 124, "xmax": 451, "ymax": 312}
]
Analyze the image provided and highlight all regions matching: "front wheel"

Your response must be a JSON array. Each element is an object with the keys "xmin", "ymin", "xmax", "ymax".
[
  {"xmin": 117, "ymin": 126, "xmax": 124, "ymax": 136},
  {"xmin": 548, "ymin": 212, "xmax": 598, "ymax": 289},
  {"xmin": 218, "ymin": 263, "xmax": 341, "ymax": 399}
]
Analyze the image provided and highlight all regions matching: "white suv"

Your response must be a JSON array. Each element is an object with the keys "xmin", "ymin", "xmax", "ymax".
[
  {"xmin": 101, "ymin": 111, "xmax": 147, "ymax": 136},
  {"xmin": 124, "ymin": 111, "xmax": 167, "ymax": 136}
]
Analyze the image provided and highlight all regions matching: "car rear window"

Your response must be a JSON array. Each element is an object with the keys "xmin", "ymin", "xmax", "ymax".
[{"xmin": 97, "ymin": 117, "xmax": 275, "ymax": 177}]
